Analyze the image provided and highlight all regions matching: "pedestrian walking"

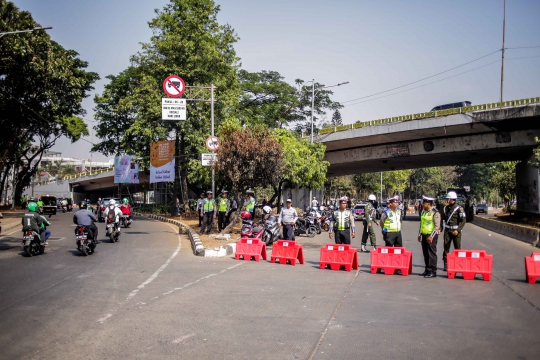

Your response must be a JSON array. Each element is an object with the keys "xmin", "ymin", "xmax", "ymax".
[
  {"xmin": 418, "ymin": 195, "xmax": 441, "ymax": 278},
  {"xmin": 361, "ymin": 194, "xmax": 379, "ymax": 252},
  {"xmin": 380, "ymin": 196, "xmax": 403, "ymax": 247},
  {"xmin": 196, "ymin": 193, "xmax": 205, "ymax": 227},
  {"xmin": 278, "ymin": 199, "xmax": 298, "ymax": 240},
  {"xmin": 200, "ymin": 191, "xmax": 216, "ymax": 235},
  {"xmin": 217, "ymin": 190, "xmax": 230, "ymax": 232},
  {"xmin": 442, "ymin": 191, "xmax": 466, "ymax": 271},
  {"xmin": 329, "ymin": 198, "xmax": 355, "ymax": 245}
]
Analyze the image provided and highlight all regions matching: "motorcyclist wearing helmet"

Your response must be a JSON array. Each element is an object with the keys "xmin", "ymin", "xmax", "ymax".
[
  {"xmin": 104, "ymin": 199, "xmax": 123, "ymax": 233},
  {"xmin": 21, "ymin": 202, "xmax": 47, "ymax": 244},
  {"xmin": 261, "ymin": 205, "xmax": 272, "ymax": 222},
  {"xmin": 442, "ymin": 191, "xmax": 466, "ymax": 271},
  {"xmin": 361, "ymin": 194, "xmax": 379, "ymax": 253},
  {"xmin": 217, "ymin": 191, "xmax": 230, "ymax": 232},
  {"xmin": 120, "ymin": 198, "xmax": 133, "ymax": 223},
  {"xmin": 73, "ymin": 201, "xmax": 99, "ymax": 243}
]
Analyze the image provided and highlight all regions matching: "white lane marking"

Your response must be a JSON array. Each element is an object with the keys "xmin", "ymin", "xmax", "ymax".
[
  {"xmin": 98, "ymin": 222, "xmax": 181, "ymax": 323},
  {"xmin": 172, "ymin": 333, "xmax": 195, "ymax": 344}
]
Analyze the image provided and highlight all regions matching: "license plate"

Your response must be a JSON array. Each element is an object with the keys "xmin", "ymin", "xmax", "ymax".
[
  {"xmin": 23, "ymin": 236, "xmax": 32, "ymax": 241},
  {"xmin": 77, "ymin": 236, "xmax": 87, "ymax": 240}
]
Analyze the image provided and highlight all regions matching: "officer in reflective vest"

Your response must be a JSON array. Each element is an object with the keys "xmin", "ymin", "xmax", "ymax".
[
  {"xmin": 380, "ymin": 196, "xmax": 402, "ymax": 247},
  {"xmin": 329, "ymin": 198, "xmax": 355, "ymax": 244},
  {"xmin": 200, "ymin": 191, "xmax": 216, "ymax": 235},
  {"xmin": 244, "ymin": 189, "xmax": 256, "ymax": 220},
  {"xmin": 442, "ymin": 191, "xmax": 466, "ymax": 271},
  {"xmin": 217, "ymin": 190, "xmax": 230, "ymax": 232},
  {"xmin": 418, "ymin": 195, "xmax": 441, "ymax": 278}
]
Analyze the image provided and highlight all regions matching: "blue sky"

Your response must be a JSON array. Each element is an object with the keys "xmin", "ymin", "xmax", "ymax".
[{"xmin": 12, "ymin": 0, "xmax": 540, "ymax": 160}]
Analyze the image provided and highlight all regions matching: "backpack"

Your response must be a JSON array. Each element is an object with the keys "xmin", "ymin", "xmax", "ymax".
[{"xmin": 108, "ymin": 205, "xmax": 116, "ymax": 220}]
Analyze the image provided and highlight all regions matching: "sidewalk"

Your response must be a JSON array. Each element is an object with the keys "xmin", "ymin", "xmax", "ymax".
[{"xmin": 0, "ymin": 210, "xmax": 23, "ymax": 235}]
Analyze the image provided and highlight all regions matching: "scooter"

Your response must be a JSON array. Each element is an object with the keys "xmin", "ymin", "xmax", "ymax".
[
  {"xmin": 120, "ymin": 214, "xmax": 132, "ymax": 228},
  {"xmin": 22, "ymin": 230, "xmax": 45, "ymax": 256},
  {"xmin": 241, "ymin": 218, "xmax": 263, "ymax": 239},
  {"xmin": 76, "ymin": 225, "xmax": 97, "ymax": 256},
  {"xmin": 106, "ymin": 218, "xmax": 120, "ymax": 243},
  {"xmin": 262, "ymin": 215, "xmax": 281, "ymax": 245},
  {"xmin": 294, "ymin": 218, "xmax": 317, "ymax": 238}
]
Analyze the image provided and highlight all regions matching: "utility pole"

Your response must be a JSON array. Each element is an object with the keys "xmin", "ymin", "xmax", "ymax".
[
  {"xmin": 380, "ymin": 172, "xmax": 383, "ymax": 202},
  {"xmin": 211, "ymin": 84, "xmax": 215, "ymax": 196},
  {"xmin": 500, "ymin": 0, "xmax": 506, "ymax": 105}
]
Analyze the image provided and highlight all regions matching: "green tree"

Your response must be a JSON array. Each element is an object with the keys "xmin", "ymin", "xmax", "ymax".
[
  {"xmin": 0, "ymin": 1, "xmax": 98, "ymax": 204},
  {"xmin": 454, "ymin": 164, "xmax": 494, "ymax": 201},
  {"xmin": 92, "ymin": 0, "xmax": 240, "ymax": 211},
  {"xmin": 331, "ymin": 110, "xmax": 343, "ymax": 126},
  {"xmin": 353, "ymin": 173, "xmax": 380, "ymax": 200},
  {"xmin": 491, "ymin": 161, "xmax": 517, "ymax": 206}
]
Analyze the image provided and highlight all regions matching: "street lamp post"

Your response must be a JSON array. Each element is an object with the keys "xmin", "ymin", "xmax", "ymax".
[
  {"xmin": 308, "ymin": 80, "xmax": 349, "ymax": 203},
  {"xmin": 0, "ymin": 26, "xmax": 52, "ymax": 38}
]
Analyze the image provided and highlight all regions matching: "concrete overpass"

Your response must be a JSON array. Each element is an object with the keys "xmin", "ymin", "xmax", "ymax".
[{"xmin": 316, "ymin": 98, "xmax": 540, "ymax": 176}]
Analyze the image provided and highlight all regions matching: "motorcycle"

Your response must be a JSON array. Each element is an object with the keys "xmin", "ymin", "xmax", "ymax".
[
  {"xmin": 294, "ymin": 218, "xmax": 317, "ymax": 238},
  {"xmin": 61, "ymin": 205, "xmax": 67, "ymax": 213},
  {"xmin": 22, "ymin": 230, "xmax": 45, "ymax": 257},
  {"xmin": 76, "ymin": 225, "xmax": 96, "ymax": 256},
  {"xmin": 320, "ymin": 214, "xmax": 330, "ymax": 232},
  {"xmin": 262, "ymin": 215, "xmax": 281, "ymax": 245},
  {"xmin": 240, "ymin": 218, "xmax": 263, "ymax": 239},
  {"xmin": 98, "ymin": 205, "xmax": 106, "ymax": 222},
  {"xmin": 106, "ymin": 218, "xmax": 120, "ymax": 243},
  {"xmin": 304, "ymin": 214, "xmax": 322, "ymax": 234},
  {"xmin": 120, "ymin": 214, "xmax": 132, "ymax": 228}
]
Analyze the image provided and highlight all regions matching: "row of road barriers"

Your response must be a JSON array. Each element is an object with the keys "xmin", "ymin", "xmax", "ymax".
[{"xmin": 234, "ymin": 239, "xmax": 540, "ymax": 284}]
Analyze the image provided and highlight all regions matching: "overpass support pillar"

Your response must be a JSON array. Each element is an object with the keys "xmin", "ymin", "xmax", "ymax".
[{"xmin": 516, "ymin": 155, "xmax": 540, "ymax": 213}]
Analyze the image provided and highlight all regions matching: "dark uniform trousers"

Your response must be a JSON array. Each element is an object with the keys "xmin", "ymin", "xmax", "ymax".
[
  {"xmin": 361, "ymin": 220, "xmax": 376, "ymax": 246},
  {"xmin": 218, "ymin": 211, "xmax": 227, "ymax": 232},
  {"xmin": 421, "ymin": 233, "xmax": 438, "ymax": 273},
  {"xmin": 283, "ymin": 224, "xmax": 294, "ymax": 240},
  {"xmin": 335, "ymin": 229, "xmax": 351, "ymax": 244},
  {"xmin": 443, "ymin": 230, "xmax": 462, "ymax": 263},
  {"xmin": 201, "ymin": 211, "xmax": 214, "ymax": 234},
  {"xmin": 383, "ymin": 231, "xmax": 403, "ymax": 247},
  {"xmin": 198, "ymin": 209, "xmax": 203, "ymax": 226}
]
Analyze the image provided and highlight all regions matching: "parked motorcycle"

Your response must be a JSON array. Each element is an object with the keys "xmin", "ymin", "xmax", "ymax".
[
  {"xmin": 76, "ymin": 225, "xmax": 97, "ymax": 256},
  {"xmin": 120, "ymin": 214, "xmax": 132, "ymax": 228},
  {"xmin": 262, "ymin": 215, "xmax": 281, "ymax": 245},
  {"xmin": 294, "ymin": 218, "xmax": 317, "ymax": 238},
  {"xmin": 241, "ymin": 219, "xmax": 263, "ymax": 239},
  {"xmin": 106, "ymin": 218, "xmax": 120, "ymax": 243},
  {"xmin": 22, "ymin": 230, "xmax": 45, "ymax": 256}
]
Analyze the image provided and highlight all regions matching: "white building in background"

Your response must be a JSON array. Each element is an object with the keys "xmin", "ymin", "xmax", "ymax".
[{"xmin": 37, "ymin": 151, "xmax": 113, "ymax": 173}]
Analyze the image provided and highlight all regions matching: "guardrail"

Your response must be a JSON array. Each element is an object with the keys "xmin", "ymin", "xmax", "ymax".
[
  {"xmin": 63, "ymin": 167, "xmax": 114, "ymax": 181},
  {"xmin": 316, "ymin": 97, "xmax": 540, "ymax": 137}
]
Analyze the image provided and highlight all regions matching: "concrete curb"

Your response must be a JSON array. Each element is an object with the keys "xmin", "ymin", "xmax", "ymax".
[
  {"xmin": 133, "ymin": 212, "xmax": 236, "ymax": 257},
  {"xmin": 472, "ymin": 216, "xmax": 540, "ymax": 247}
]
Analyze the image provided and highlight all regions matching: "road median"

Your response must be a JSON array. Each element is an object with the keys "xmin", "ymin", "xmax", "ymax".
[{"xmin": 472, "ymin": 216, "xmax": 540, "ymax": 247}]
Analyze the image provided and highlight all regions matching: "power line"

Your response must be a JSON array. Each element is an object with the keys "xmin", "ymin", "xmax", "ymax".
[
  {"xmin": 340, "ymin": 49, "xmax": 501, "ymax": 104},
  {"xmin": 506, "ymin": 55, "xmax": 540, "ymax": 60},
  {"xmin": 506, "ymin": 45, "xmax": 540, "ymax": 49},
  {"xmin": 344, "ymin": 60, "xmax": 501, "ymax": 108}
]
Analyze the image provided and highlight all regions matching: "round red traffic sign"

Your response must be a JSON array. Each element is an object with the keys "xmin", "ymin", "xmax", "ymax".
[
  {"xmin": 206, "ymin": 136, "xmax": 219, "ymax": 152},
  {"xmin": 163, "ymin": 75, "xmax": 186, "ymax": 98}
]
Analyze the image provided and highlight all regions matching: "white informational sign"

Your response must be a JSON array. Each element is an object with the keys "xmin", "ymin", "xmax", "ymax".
[
  {"xmin": 114, "ymin": 156, "xmax": 139, "ymax": 184},
  {"xmin": 201, "ymin": 153, "xmax": 218, "ymax": 166},
  {"xmin": 206, "ymin": 136, "xmax": 219, "ymax": 151},
  {"xmin": 162, "ymin": 98, "xmax": 186, "ymax": 120}
]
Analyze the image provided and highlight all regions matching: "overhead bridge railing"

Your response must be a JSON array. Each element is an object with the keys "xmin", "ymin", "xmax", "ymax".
[
  {"xmin": 317, "ymin": 97, "xmax": 540, "ymax": 136},
  {"xmin": 63, "ymin": 167, "xmax": 114, "ymax": 181}
]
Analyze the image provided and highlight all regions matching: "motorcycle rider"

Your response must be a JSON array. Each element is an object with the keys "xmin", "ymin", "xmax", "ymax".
[
  {"xmin": 361, "ymin": 194, "xmax": 379, "ymax": 253},
  {"xmin": 261, "ymin": 205, "xmax": 272, "ymax": 222},
  {"xmin": 73, "ymin": 201, "xmax": 99, "ymax": 243},
  {"xmin": 61, "ymin": 198, "xmax": 68, "ymax": 212},
  {"xmin": 119, "ymin": 198, "xmax": 133, "ymax": 224},
  {"xmin": 21, "ymin": 202, "xmax": 47, "ymax": 245},
  {"xmin": 104, "ymin": 199, "xmax": 123, "ymax": 234}
]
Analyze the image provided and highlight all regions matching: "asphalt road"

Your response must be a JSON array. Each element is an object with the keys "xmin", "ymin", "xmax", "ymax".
[{"xmin": 0, "ymin": 212, "xmax": 539, "ymax": 359}]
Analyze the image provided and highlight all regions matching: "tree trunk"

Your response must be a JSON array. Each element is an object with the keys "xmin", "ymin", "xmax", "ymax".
[{"xmin": 221, "ymin": 184, "xmax": 241, "ymax": 234}]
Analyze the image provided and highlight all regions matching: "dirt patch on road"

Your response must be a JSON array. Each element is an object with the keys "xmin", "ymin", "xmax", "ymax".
[{"xmin": 168, "ymin": 215, "xmax": 244, "ymax": 249}]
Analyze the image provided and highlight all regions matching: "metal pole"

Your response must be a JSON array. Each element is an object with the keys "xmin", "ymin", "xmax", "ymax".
[
  {"xmin": 310, "ymin": 79, "xmax": 315, "ymax": 143},
  {"xmin": 500, "ymin": 0, "xmax": 506, "ymax": 105},
  {"xmin": 211, "ymin": 84, "xmax": 215, "ymax": 196},
  {"xmin": 380, "ymin": 172, "xmax": 383, "ymax": 201},
  {"xmin": 0, "ymin": 26, "xmax": 52, "ymax": 38}
]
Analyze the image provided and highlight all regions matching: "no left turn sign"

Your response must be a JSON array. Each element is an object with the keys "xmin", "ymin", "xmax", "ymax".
[
  {"xmin": 206, "ymin": 136, "xmax": 219, "ymax": 152},
  {"xmin": 163, "ymin": 75, "xmax": 186, "ymax": 98}
]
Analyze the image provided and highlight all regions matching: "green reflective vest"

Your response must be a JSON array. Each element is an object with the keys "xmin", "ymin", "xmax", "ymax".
[
  {"xmin": 203, "ymin": 198, "xmax": 215, "ymax": 212},
  {"xmin": 245, "ymin": 197, "xmax": 255, "ymax": 211},
  {"xmin": 334, "ymin": 210, "xmax": 352, "ymax": 231},
  {"xmin": 218, "ymin": 198, "xmax": 229, "ymax": 212},
  {"xmin": 420, "ymin": 209, "xmax": 436, "ymax": 235},
  {"xmin": 383, "ymin": 210, "xmax": 401, "ymax": 232}
]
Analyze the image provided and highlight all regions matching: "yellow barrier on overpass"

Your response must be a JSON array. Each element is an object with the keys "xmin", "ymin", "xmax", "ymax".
[
  {"xmin": 318, "ymin": 97, "xmax": 540, "ymax": 136},
  {"xmin": 63, "ymin": 167, "xmax": 114, "ymax": 181}
]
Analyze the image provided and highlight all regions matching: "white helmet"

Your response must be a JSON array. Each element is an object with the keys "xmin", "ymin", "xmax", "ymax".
[
  {"xmin": 109, "ymin": 199, "xmax": 116, "ymax": 205},
  {"xmin": 368, "ymin": 194, "xmax": 376, "ymax": 201},
  {"xmin": 446, "ymin": 191, "xmax": 458, "ymax": 200},
  {"xmin": 320, "ymin": 205, "xmax": 325, "ymax": 211},
  {"xmin": 262, "ymin": 205, "xmax": 272, "ymax": 214}
]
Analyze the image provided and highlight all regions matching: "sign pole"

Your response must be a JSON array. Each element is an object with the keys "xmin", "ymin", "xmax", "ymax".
[{"xmin": 211, "ymin": 84, "xmax": 215, "ymax": 196}]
